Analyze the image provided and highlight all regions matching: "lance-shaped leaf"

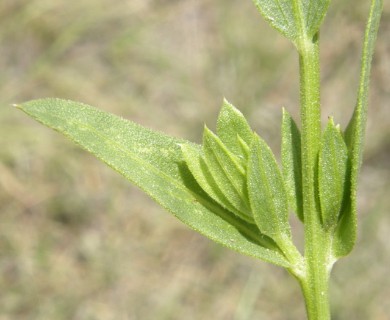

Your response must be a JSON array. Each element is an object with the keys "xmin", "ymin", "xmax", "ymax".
[
  {"xmin": 17, "ymin": 98, "xmax": 290, "ymax": 267},
  {"xmin": 216, "ymin": 100, "xmax": 253, "ymax": 160},
  {"xmin": 333, "ymin": 0, "xmax": 383, "ymax": 258},
  {"xmin": 181, "ymin": 143, "xmax": 254, "ymax": 223},
  {"xmin": 251, "ymin": 0, "xmax": 331, "ymax": 44},
  {"xmin": 318, "ymin": 118, "xmax": 348, "ymax": 230},
  {"xmin": 281, "ymin": 109, "xmax": 303, "ymax": 221},
  {"xmin": 248, "ymin": 134, "xmax": 291, "ymax": 240},
  {"xmin": 203, "ymin": 127, "xmax": 252, "ymax": 221}
]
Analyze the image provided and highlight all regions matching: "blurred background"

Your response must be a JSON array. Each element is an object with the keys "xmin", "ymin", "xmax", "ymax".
[{"xmin": 0, "ymin": 0, "xmax": 389, "ymax": 319}]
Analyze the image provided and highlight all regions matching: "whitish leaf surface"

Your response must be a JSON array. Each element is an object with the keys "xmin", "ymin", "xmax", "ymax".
[
  {"xmin": 334, "ymin": 0, "xmax": 383, "ymax": 257},
  {"xmin": 17, "ymin": 98, "xmax": 290, "ymax": 267},
  {"xmin": 318, "ymin": 119, "xmax": 348, "ymax": 230},
  {"xmin": 248, "ymin": 134, "xmax": 291, "ymax": 240},
  {"xmin": 281, "ymin": 109, "xmax": 303, "ymax": 221}
]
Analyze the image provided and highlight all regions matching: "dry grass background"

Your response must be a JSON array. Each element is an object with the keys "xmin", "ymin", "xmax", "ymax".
[{"xmin": 0, "ymin": 0, "xmax": 389, "ymax": 319}]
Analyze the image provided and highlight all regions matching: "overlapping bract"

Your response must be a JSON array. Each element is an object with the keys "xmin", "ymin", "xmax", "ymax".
[
  {"xmin": 319, "ymin": 119, "xmax": 348, "ymax": 230},
  {"xmin": 181, "ymin": 100, "xmax": 366, "ymax": 260},
  {"xmin": 182, "ymin": 101, "xmax": 254, "ymax": 223},
  {"xmin": 182, "ymin": 101, "xmax": 294, "ymax": 246}
]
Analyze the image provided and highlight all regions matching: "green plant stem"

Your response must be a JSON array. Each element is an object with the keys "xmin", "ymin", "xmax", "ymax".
[
  {"xmin": 298, "ymin": 258, "xmax": 331, "ymax": 320},
  {"xmin": 297, "ymin": 34, "xmax": 332, "ymax": 319}
]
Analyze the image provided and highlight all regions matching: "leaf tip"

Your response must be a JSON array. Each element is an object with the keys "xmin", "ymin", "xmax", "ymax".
[
  {"xmin": 203, "ymin": 125, "xmax": 214, "ymax": 136},
  {"xmin": 221, "ymin": 99, "xmax": 243, "ymax": 115},
  {"xmin": 222, "ymin": 97, "xmax": 231, "ymax": 105}
]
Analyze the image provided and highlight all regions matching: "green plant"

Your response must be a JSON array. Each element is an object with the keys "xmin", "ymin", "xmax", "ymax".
[{"xmin": 15, "ymin": 0, "xmax": 383, "ymax": 318}]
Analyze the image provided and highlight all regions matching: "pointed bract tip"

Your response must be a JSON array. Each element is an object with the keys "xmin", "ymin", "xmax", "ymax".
[{"xmin": 222, "ymin": 97, "xmax": 230, "ymax": 105}]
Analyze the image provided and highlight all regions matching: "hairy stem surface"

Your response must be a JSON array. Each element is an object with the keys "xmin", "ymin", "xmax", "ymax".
[{"xmin": 298, "ymin": 32, "xmax": 332, "ymax": 319}]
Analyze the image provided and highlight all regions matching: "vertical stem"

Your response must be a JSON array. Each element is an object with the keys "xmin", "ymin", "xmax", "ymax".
[
  {"xmin": 299, "ymin": 264, "xmax": 331, "ymax": 320},
  {"xmin": 299, "ymin": 35, "xmax": 321, "ymax": 153},
  {"xmin": 298, "ymin": 35, "xmax": 332, "ymax": 319}
]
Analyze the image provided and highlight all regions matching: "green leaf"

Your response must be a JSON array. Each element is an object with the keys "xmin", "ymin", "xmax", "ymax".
[
  {"xmin": 281, "ymin": 109, "xmax": 303, "ymax": 221},
  {"xmin": 302, "ymin": 0, "xmax": 331, "ymax": 38},
  {"xmin": 181, "ymin": 143, "xmax": 253, "ymax": 223},
  {"xmin": 318, "ymin": 118, "xmax": 348, "ymax": 230},
  {"xmin": 252, "ymin": 0, "xmax": 297, "ymax": 42},
  {"xmin": 203, "ymin": 127, "xmax": 252, "ymax": 221},
  {"xmin": 334, "ymin": 0, "xmax": 383, "ymax": 257},
  {"xmin": 251, "ymin": 0, "xmax": 331, "ymax": 44},
  {"xmin": 17, "ymin": 98, "xmax": 290, "ymax": 267},
  {"xmin": 237, "ymin": 135, "xmax": 251, "ymax": 160},
  {"xmin": 216, "ymin": 99, "xmax": 253, "ymax": 160},
  {"xmin": 248, "ymin": 134, "xmax": 291, "ymax": 240}
]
